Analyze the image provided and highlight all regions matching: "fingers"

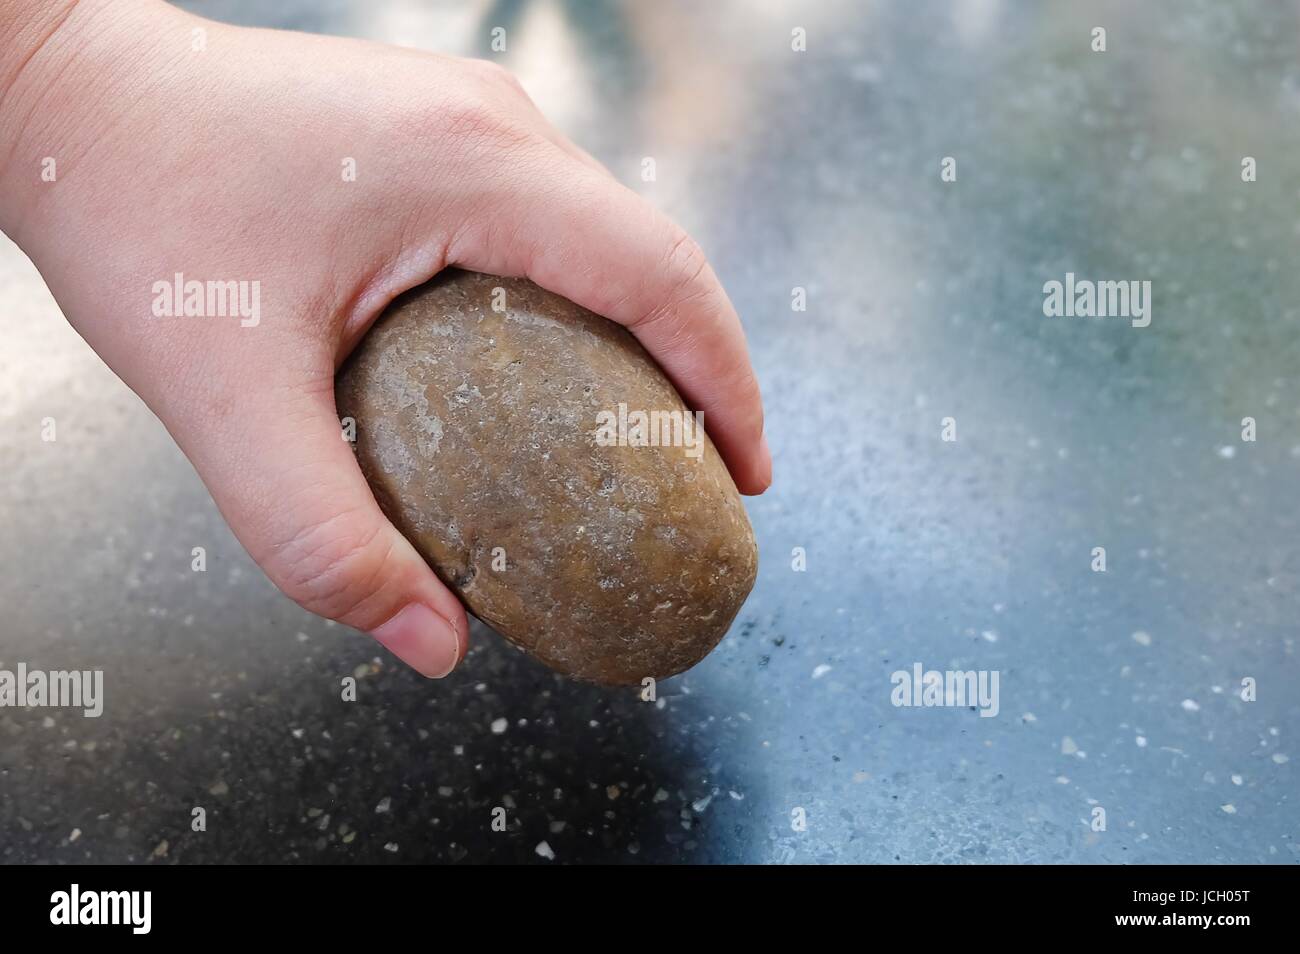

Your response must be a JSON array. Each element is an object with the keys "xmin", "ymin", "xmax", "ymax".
[
  {"xmin": 179, "ymin": 376, "xmax": 469, "ymax": 678},
  {"xmin": 445, "ymin": 163, "xmax": 772, "ymax": 495}
]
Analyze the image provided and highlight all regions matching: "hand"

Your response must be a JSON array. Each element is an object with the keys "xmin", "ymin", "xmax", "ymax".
[{"xmin": 0, "ymin": 0, "xmax": 770, "ymax": 678}]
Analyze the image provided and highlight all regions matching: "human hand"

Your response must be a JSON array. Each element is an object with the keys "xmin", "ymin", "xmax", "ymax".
[{"xmin": 0, "ymin": 0, "xmax": 770, "ymax": 678}]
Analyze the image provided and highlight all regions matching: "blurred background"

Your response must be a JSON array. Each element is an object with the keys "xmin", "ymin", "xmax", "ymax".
[{"xmin": 2, "ymin": 0, "xmax": 1298, "ymax": 863}]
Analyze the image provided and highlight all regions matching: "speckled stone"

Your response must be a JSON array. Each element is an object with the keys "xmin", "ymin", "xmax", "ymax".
[{"xmin": 336, "ymin": 270, "xmax": 758, "ymax": 684}]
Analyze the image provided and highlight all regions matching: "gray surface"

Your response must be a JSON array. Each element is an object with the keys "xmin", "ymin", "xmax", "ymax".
[{"xmin": 2, "ymin": 0, "xmax": 1298, "ymax": 864}]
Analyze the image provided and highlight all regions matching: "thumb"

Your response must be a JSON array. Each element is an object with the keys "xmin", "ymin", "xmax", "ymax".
[{"xmin": 181, "ymin": 380, "xmax": 468, "ymax": 678}]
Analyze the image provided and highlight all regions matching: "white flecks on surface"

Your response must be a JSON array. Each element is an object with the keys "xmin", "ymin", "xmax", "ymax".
[
  {"xmin": 1136, "ymin": 736, "xmax": 1148, "ymax": 747},
  {"xmin": 1061, "ymin": 736, "xmax": 1079, "ymax": 755},
  {"xmin": 811, "ymin": 664, "xmax": 832, "ymax": 679},
  {"xmin": 1221, "ymin": 804, "xmax": 1237, "ymax": 815},
  {"xmin": 1131, "ymin": 630, "xmax": 1152, "ymax": 646},
  {"xmin": 1217, "ymin": 445, "xmax": 1236, "ymax": 459},
  {"xmin": 1271, "ymin": 753, "xmax": 1289, "ymax": 764},
  {"xmin": 490, "ymin": 717, "xmax": 508, "ymax": 734},
  {"xmin": 1231, "ymin": 774, "xmax": 1244, "ymax": 785},
  {"xmin": 535, "ymin": 840, "xmax": 555, "ymax": 860},
  {"xmin": 375, "ymin": 796, "xmax": 392, "ymax": 814},
  {"xmin": 1181, "ymin": 699, "xmax": 1200, "ymax": 712}
]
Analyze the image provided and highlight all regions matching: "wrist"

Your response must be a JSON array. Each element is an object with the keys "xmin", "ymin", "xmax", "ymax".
[
  {"xmin": 0, "ymin": 1, "xmax": 85, "ymax": 122},
  {"xmin": 0, "ymin": 1, "xmax": 77, "ymax": 73},
  {"xmin": 0, "ymin": 0, "xmax": 172, "ymax": 241}
]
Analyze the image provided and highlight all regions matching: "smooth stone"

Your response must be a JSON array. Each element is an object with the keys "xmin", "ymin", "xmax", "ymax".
[{"xmin": 336, "ymin": 269, "xmax": 758, "ymax": 684}]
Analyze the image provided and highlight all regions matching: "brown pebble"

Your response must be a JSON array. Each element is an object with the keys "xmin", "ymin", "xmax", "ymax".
[{"xmin": 336, "ymin": 270, "xmax": 757, "ymax": 684}]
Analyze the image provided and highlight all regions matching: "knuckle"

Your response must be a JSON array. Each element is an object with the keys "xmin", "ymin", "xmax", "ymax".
[
  {"xmin": 267, "ymin": 513, "xmax": 392, "ymax": 624},
  {"xmin": 662, "ymin": 229, "xmax": 711, "ymax": 297},
  {"xmin": 438, "ymin": 93, "xmax": 505, "ymax": 140},
  {"xmin": 476, "ymin": 59, "xmax": 525, "ymax": 92},
  {"xmin": 439, "ymin": 94, "xmax": 549, "ymax": 161},
  {"xmin": 631, "ymin": 229, "xmax": 714, "ymax": 333}
]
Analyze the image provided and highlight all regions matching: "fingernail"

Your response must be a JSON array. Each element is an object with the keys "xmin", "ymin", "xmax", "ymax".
[
  {"xmin": 759, "ymin": 432, "xmax": 773, "ymax": 490},
  {"xmin": 370, "ymin": 603, "xmax": 460, "ymax": 678}
]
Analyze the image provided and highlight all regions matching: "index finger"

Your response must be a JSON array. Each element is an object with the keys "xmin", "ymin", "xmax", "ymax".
[{"xmin": 452, "ymin": 166, "xmax": 772, "ymax": 495}]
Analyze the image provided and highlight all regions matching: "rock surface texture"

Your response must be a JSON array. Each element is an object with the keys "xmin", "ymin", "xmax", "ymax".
[{"xmin": 336, "ymin": 270, "xmax": 758, "ymax": 684}]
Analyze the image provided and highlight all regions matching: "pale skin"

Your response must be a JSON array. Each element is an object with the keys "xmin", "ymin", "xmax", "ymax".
[{"xmin": 0, "ymin": 0, "xmax": 771, "ymax": 678}]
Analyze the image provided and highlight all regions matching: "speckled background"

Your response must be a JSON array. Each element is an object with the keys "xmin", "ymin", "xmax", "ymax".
[{"xmin": 2, "ymin": 0, "xmax": 1297, "ymax": 863}]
